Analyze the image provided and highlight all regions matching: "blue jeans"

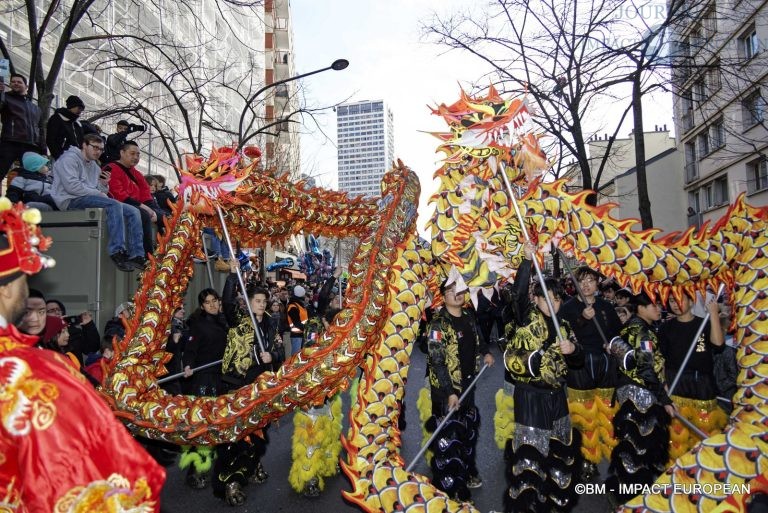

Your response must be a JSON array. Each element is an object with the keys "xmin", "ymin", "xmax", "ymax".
[
  {"xmin": 67, "ymin": 196, "xmax": 144, "ymax": 258},
  {"xmin": 290, "ymin": 336, "xmax": 302, "ymax": 356},
  {"xmin": 203, "ymin": 227, "xmax": 231, "ymax": 259}
]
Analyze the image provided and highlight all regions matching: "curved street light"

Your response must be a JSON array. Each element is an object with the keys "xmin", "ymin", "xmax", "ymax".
[{"xmin": 237, "ymin": 58, "xmax": 349, "ymax": 148}]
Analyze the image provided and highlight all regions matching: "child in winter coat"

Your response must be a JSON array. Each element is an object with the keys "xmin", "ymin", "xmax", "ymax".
[{"xmin": 6, "ymin": 152, "xmax": 58, "ymax": 210}]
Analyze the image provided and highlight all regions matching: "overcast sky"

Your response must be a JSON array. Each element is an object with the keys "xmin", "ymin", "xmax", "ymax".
[{"xmin": 291, "ymin": 0, "xmax": 674, "ymax": 234}]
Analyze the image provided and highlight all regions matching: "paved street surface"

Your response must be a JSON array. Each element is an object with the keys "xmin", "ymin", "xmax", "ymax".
[{"xmin": 159, "ymin": 343, "xmax": 611, "ymax": 512}]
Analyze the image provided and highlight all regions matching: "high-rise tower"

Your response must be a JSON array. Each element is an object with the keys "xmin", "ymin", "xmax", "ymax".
[{"xmin": 336, "ymin": 99, "xmax": 394, "ymax": 197}]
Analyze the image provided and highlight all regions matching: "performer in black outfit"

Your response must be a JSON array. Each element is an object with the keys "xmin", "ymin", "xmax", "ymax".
[
  {"xmin": 180, "ymin": 288, "xmax": 228, "ymax": 489},
  {"xmin": 559, "ymin": 266, "xmax": 623, "ymax": 478},
  {"xmin": 213, "ymin": 261, "xmax": 284, "ymax": 506},
  {"xmin": 502, "ymin": 242, "xmax": 583, "ymax": 513},
  {"xmin": 426, "ymin": 280, "xmax": 494, "ymax": 502},
  {"xmin": 659, "ymin": 294, "xmax": 726, "ymax": 459},
  {"xmin": 604, "ymin": 292, "xmax": 676, "ymax": 507}
]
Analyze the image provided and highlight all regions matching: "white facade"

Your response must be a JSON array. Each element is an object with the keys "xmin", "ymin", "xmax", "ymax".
[
  {"xmin": 0, "ymin": 0, "xmax": 268, "ymax": 185},
  {"xmin": 336, "ymin": 99, "xmax": 394, "ymax": 198},
  {"xmin": 671, "ymin": 0, "xmax": 768, "ymax": 227}
]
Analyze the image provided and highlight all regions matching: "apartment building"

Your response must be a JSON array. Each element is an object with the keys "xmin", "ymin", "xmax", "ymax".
[
  {"xmin": 264, "ymin": 0, "xmax": 301, "ymax": 179},
  {"xmin": 0, "ymin": 0, "xmax": 276, "ymax": 184},
  {"xmin": 672, "ymin": 0, "xmax": 768, "ymax": 227},
  {"xmin": 336, "ymin": 99, "xmax": 395, "ymax": 198}
]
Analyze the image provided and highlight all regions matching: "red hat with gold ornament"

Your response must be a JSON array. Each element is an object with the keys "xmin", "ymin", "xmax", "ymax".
[{"xmin": 0, "ymin": 198, "xmax": 55, "ymax": 286}]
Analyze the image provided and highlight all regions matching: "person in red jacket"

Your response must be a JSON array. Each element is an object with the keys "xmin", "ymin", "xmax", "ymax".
[
  {"xmin": 104, "ymin": 141, "xmax": 165, "ymax": 255},
  {"xmin": 0, "ymin": 200, "xmax": 165, "ymax": 511}
]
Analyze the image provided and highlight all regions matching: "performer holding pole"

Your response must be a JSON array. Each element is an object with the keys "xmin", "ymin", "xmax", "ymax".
[
  {"xmin": 215, "ymin": 205, "xmax": 265, "ymax": 355},
  {"xmin": 500, "ymin": 240, "xmax": 584, "ymax": 513},
  {"xmin": 659, "ymin": 285, "xmax": 727, "ymax": 459},
  {"xmin": 604, "ymin": 292, "xmax": 677, "ymax": 508},
  {"xmin": 423, "ymin": 280, "xmax": 494, "ymax": 503},
  {"xmin": 557, "ymin": 250, "xmax": 623, "ymax": 478},
  {"xmin": 406, "ymin": 363, "xmax": 489, "ymax": 472}
]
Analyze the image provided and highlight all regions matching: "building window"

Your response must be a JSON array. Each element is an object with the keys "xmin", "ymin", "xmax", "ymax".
[
  {"xmin": 693, "ymin": 78, "xmax": 707, "ymax": 103},
  {"xmin": 703, "ymin": 176, "xmax": 729, "ymax": 208},
  {"xmin": 697, "ymin": 131, "xmax": 710, "ymax": 158},
  {"xmin": 747, "ymin": 158, "xmax": 768, "ymax": 193},
  {"xmin": 685, "ymin": 141, "xmax": 698, "ymax": 182},
  {"xmin": 738, "ymin": 25, "xmax": 759, "ymax": 60},
  {"xmin": 742, "ymin": 90, "xmax": 766, "ymax": 128},
  {"xmin": 710, "ymin": 118, "xmax": 726, "ymax": 150},
  {"xmin": 681, "ymin": 90, "xmax": 694, "ymax": 131},
  {"xmin": 707, "ymin": 61, "xmax": 721, "ymax": 93}
]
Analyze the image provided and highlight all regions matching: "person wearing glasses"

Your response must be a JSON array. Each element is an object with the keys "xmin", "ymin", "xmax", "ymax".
[
  {"xmin": 50, "ymin": 134, "xmax": 145, "ymax": 272},
  {"xmin": 559, "ymin": 266, "xmax": 623, "ymax": 481}
]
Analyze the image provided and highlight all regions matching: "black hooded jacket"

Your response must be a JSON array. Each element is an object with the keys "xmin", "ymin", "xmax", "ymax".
[{"xmin": 46, "ymin": 107, "xmax": 84, "ymax": 158}]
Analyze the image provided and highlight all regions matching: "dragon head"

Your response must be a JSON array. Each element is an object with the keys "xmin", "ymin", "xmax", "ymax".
[
  {"xmin": 430, "ymin": 85, "xmax": 547, "ymax": 184},
  {"xmin": 178, "ymin": 145, "xmax": 261, "ymax": 215}
]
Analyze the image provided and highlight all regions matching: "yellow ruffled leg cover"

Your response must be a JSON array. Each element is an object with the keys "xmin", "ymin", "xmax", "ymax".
[
  {"xmin": 288, "ymin": 394, "xmax": 344, "ymax": 494},
  {"xmin": 568, "ymin": 388, "xmax": 617, "ymax": 464},
  {"xmin": 668, "ymin": 395, "xmax": 728, "ymax": 462},
  {"xmin": 416, "ymin": 385, "xmax": 432, "ymax": 461},
  {"xmin": 493, "ymin": 384, "xmax": 515, "ymax": 450},
  {"xmin": 595, "ymin": 387, "xmax": 619, "ymax": 461}
]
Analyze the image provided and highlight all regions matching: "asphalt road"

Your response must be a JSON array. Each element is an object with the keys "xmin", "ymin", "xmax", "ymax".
[{"xmin": 159, "ymin": 342, "xmax": 612, "ymax": 513}]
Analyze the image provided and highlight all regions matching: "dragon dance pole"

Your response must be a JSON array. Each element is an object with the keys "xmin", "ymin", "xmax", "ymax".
[
  {"xmin": 200, "ymin": 230, "xmax": 215, "ymax": 289},
  {"xmin": 556, "ymin": 248, "xmax": 610, "ymax": 346},
  {"xmin": 668, "ymin": 283, "xmax": 726, "ymax": 397},
  {"xmin": 674, "ymin": 410, "xmax": 709, "ymax": 439},
  {"xmin": 498, "ymin": 170, "xmax": 569, "ymax": 348},
  {"xmin": 336, "ymin": 238, "xmax": 342, "ymax": 309},
  {"xmin": 157, "ymin": 359, "xmax": 223, "ymax": 384},
  {"xmin": 405, "ymin": 364, "xmax": 489, "ymax": 472},
  {"xmin": 215, "ymin": 205, "xmax": 266, "ymax": 355}
]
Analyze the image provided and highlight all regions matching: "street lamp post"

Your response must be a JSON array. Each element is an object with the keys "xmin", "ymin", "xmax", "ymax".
[{"xmin": 237, "ymin": 58, "xmax": 349, "ymax": 150}]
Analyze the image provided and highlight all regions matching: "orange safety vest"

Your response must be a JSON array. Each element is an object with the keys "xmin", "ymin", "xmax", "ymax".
[{"xmin": 287, "ymin": 302, "xmax": 308, "ymax": 335}]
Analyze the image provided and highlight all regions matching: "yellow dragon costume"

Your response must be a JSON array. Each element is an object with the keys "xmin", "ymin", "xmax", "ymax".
[{"xmin": 91, "ymin": 87, "xmax": 767, "ymax": 513}]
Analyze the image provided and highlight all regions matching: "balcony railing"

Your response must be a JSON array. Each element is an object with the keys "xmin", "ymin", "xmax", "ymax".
[{"xmin": 685, "ymin": 161, "xmax": 698, "ymax": 183}]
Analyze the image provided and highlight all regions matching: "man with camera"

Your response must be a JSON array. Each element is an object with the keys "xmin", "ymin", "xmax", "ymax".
[{"xmin": 102, "ymin": 119, "xmax": 145, "ymax": 165}]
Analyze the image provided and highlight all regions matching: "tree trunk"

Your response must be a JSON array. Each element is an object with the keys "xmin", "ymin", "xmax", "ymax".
[{"xmin": 632, "ymin": 72, "xmax": 653, "ymax": 229}]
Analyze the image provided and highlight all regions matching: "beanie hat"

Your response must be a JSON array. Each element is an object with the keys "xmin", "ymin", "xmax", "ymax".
[
  {"xmin": 65, "ymin": 95, "xmax": 85, "ymax": 110},
  {"xmin": 0, "ymin": 201, "xmax": 54, "ymax": 286},
  {"xmin": 293, "ymin": 285, "xmax": 306, "ymax": 298},
  {"xmin": 117, "ymin": 120, "xmax": 130, "ymax": 127},
  {"xmin": 42, "ymin": 315, "xmax": 68, "ymax": 345},
  {"xmin": 22, "ymin": 152, "xmax": 49, "ymax": 173}
]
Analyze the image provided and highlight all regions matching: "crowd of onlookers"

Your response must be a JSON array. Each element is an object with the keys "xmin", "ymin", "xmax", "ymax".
[{"xmin": 0, "ymin": 73, "xmax": 176, "ymax": 272}]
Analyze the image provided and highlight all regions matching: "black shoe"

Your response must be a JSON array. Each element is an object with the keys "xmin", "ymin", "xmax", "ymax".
[
  {"xmin": 303, "ymin": 477, "xmax": 321, "ymax": 498},
  {"xmin": 185, "ymin": 472, "xmax": 209, "ymax": 489},
  {"xmin": 110, "ymin": 251, "xmax": 134, "ymax": 272},
  {"xmin": 250, "ymin": 461, "xmax": 269, "ymax": 484},
  {"xmin": 224, "ymin": 481, "xmax": 246, "ymax": 506},
  {"xmin": 127, "ymin": 256, "xmax": 148, "ymax": 270}
]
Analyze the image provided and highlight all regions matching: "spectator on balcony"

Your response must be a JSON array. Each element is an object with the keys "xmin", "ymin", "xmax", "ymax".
[
  {"xmin": 5, "ymin": 152, "xmax": 57, "ymax": 211},
  {"xmin": 51, "ymin": 134, "xmax": 145, "ymax": 273},
  {"xmin": 104, "ymin": 141, "xmax": 165, "ymax": 256},
  {"xmin": 0, "ymin": 74, "xmax": 43, "ymax": 182},
  {"xmin": 46, "ymin": 95, "xmax": 86, "ymax": 159}
]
